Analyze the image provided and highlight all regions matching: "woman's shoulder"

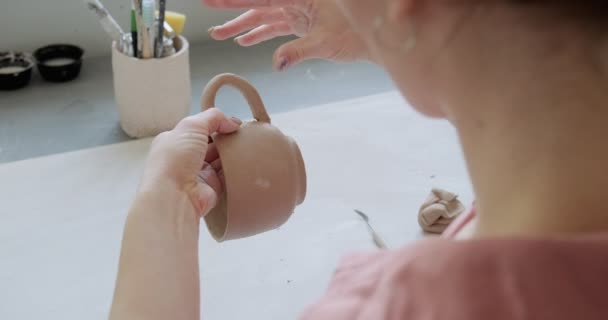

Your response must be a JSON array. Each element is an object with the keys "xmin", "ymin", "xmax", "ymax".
[{"xmin": 300, "ymin": 234, "xmax": 608, "ymax": 320}]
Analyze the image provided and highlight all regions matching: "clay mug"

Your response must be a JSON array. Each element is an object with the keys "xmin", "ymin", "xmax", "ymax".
[{"xmin": 200, "ymin": 73, "xmax": 307, "ymax": 242}]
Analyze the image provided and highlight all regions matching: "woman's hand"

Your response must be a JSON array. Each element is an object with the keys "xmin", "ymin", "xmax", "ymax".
[
  {"xmin": 139, "ymin": 109, "xmax": 241, "ymax": 217},
  {"xmin": 203, "ymin": 0, "xmax": 370, "ymax": 70},
  {"xmin": 110, "ymin": 109, "xmax": 240, "ymax": 320}
]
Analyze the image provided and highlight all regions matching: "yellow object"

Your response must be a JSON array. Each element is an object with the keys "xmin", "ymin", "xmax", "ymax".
[{"xmin": 164, "ymin": 11, "xmax": 186, "ymax": 36}]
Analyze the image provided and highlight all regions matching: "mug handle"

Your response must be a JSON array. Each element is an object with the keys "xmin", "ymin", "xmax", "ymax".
[{"xmin": 201, "ymin": 73, "xmax": 271, "ymax": 124}]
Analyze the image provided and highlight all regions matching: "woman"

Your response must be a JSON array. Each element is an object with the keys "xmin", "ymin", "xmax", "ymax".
[{"xmin": 109, "ymin": 1, "xmax": 608, "ymax": 319}]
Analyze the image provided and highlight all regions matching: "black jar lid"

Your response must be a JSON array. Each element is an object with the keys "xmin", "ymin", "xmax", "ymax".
[
  {"xmin": 33, "ymin": 44, "xmax": 84, "ymax": 83},
  {"xmin": 0, "ymin": 52, "xmax": 34, "ymax": 91}
]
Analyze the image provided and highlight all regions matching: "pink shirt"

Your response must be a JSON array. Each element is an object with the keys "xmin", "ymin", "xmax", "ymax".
[{"xmin": 300, "ymin": 207, "xmax": 608, "ymax": 319}]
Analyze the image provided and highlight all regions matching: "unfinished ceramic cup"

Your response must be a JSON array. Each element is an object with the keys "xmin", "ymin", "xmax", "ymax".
[{"xmin": 201, "ymin": 73, "xmax": 307, "ymax": 242}]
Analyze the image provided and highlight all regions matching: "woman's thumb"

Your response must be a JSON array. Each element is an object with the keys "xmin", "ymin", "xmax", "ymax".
[{"xmin": 273, "ymin": 37, "xmax": 321, "ymax": 71}]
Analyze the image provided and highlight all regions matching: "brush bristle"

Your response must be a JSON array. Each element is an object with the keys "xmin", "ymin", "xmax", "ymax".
[{"xmin": 86, "ymin": 1, "xmax": 106, "ymax": 18}]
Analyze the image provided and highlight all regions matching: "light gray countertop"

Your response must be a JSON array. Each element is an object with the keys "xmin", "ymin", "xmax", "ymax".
[
  {"xmin": 0, "ymin": 39, "xmax": 395, "ymax": 163},
  {"xmin": 0, "ymin": 91, "xmax": 472, "ymax": 320}
]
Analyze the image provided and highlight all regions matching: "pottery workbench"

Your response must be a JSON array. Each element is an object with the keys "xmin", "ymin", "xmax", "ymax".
[{"xmin": 0, "ymin": 91, "xmax": 472, "ymax": 319}]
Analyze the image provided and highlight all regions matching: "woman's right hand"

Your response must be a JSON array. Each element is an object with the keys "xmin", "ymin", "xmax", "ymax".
[{"xmin": 203, "ymin": 0, "xmax": 370, "ymax": 71}]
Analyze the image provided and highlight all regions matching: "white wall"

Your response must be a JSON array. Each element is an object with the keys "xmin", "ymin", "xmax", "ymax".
[{"xmin": 0, "ymin": 0, "xmax": 240, "ymax": 58}]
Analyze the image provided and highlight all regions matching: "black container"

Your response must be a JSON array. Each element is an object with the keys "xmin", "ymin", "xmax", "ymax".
[
  {"xmin": 0, "ymin": 52, "xmax": 34, "ymax": 91},
  {"xmin": 33, "ymin": 44, "xmax": 84, "ymax": 83}
]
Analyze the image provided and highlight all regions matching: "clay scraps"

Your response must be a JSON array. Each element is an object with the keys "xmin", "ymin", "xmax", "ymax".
[{"xmin": 418, "ymin": 188, "xmax": 465, "ymax": 234}]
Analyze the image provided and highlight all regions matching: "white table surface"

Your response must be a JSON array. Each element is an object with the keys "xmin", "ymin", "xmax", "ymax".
[{"xmin": 0, "ymin": 91, "xmax": 472, "ymax": 319}]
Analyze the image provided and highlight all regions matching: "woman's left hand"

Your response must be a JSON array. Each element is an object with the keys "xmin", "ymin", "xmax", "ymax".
[
  {"xmin": 139, "ymin": 108, "xmax": 242, "ymax": 217},
  {"xmin": 203, "ymin": 0, "xmax": 372, "ymax": 70}
]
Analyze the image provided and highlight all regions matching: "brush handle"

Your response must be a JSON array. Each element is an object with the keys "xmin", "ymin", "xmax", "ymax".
[
  {"xmin": 163, "ymin": 21, "xmax": 175, "ymax": 38},
  {"xmin": 140, "ymin": 0, "xmax": 154, "ymax": 59},
  {"xmin": 156, "ymin": 0, "xmax": 167, "ymax": 58},
  {"xmin": 132, "ymin": 0, "xmax": 145, "ymax": 58},
  {"xmin": 131, "ymin": 10, "xmax": 138, "ymax": 57},
  {"xmin": 101, "ymin": 16, "xmax": 124, "ymax": 42}
]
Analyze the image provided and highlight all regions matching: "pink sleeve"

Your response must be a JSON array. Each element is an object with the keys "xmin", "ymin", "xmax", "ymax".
[
  {"xmin": 299, "ymin": 250, "xmax": 412, "ymax": 319},
  {"xmin": 299, "ymin": 204, "xmax": 477, "ymax": 319},
  {"xmin": 299, "ymin": 223, "xmax": 608, "ymax": 320}
]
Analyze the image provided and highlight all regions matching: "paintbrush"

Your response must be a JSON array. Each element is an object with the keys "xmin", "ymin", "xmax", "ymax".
[
  {"xmin": 354, "ymin": 209, "xmax": 388, "ymax": 249},
  {"xmin": 142, "ymin": 0, "xmax": 156, "ymax": 59},
  {"xmin": 84, "ymin": 0, "xmax": 124, "ymax": 44},
  {"xmin": 131, "ymin": 8, "xmax": 138, "ymax": 57},
  {"xmin": 156, "ymin": 0, "xmax": 167, "ymax": 58},
  {"xmin": 131, "ymin": 0, "xmax": 148, "ymax": 58},
  {"xmin": 164, "ymin": 21, "xmax": 175, "ymax": 39}
]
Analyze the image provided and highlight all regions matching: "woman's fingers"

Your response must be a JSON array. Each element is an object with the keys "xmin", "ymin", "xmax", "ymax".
[
  {"xmin": 273, "ymin": 36, "xmax": 322, "ymax": 70},
  {"xmin": 235, "ymin": 22, "xmax": 293, "ymax": 46},
  {"xmin": 210, "ymin": 157, "xmax": 222, "ymax": 172},
  {"xmin": 199, "ymin": 164, "xmax": 222, "ymax": 194},
  {"xmin": 203, "ymin": 0, "xmax": 304, "ymax": 9},
  {"xmin": 204, "ymin": 143, "xmax": 219, "ymax": 163},
  {"xmin": 197, "ymin": 165, "xmax": 222, "ymax": 215},
  {"xmin": 209, "ymin": 158, "xmax": 226, "ymax": 197},
  {"xmin": 209, "ymin": 9, "xmax": 286, "ymax": 40},
  {"xmin": 174, "ymin": 109, "xmax": 241, "ymax": 137},
  {"xmin": 212, "ymin": 159, "xmax": 226, "ymax": 191}
]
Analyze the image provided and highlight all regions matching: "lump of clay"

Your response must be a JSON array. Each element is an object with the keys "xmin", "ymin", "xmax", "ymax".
[{"xmin": 418, "ymin": 188, "xmax": 465, "ymax": 234}]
